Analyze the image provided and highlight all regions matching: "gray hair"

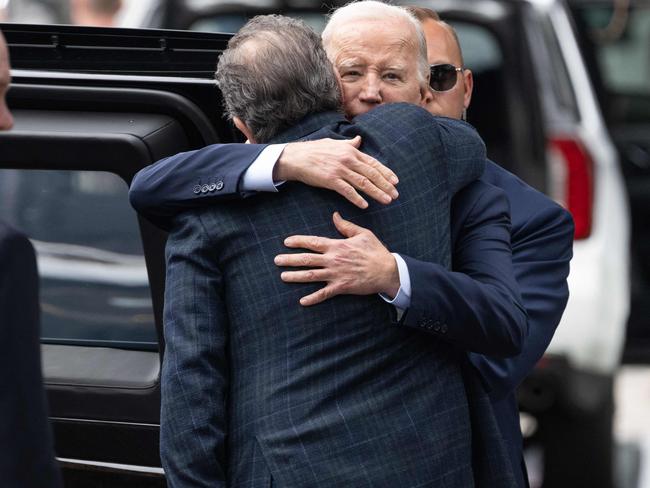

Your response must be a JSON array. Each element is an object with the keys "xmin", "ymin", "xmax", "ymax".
[
  {"xmin": 322, "ymin": 1, "xmax": 430, "ymax": 85},
  {"xmin": 215, "ymin": 15, "xmax": 342, "ymax": 143}
]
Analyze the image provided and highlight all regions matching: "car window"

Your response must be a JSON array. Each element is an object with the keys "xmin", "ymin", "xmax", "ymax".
[
  {"xmin": 576, "ymin": 4, "xmax": 650, "ymax": 95},
  {"xmin": 0, "ymin": 169, "xmax": 157, "ymax": 350}
]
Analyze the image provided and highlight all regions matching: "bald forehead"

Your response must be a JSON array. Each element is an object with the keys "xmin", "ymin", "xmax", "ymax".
[
  {"xmin": 421, "ymin": 19, "xmax": 462, "ymax": 65},
  {"xmin": 439, "ymin": 21, "xmax": 463, "ymax": 60}
]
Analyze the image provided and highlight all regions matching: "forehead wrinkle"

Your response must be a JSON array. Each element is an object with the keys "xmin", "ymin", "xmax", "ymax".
[{"xmin": 336, "ymin": 52, "xmax": 412, "ymax": 73}]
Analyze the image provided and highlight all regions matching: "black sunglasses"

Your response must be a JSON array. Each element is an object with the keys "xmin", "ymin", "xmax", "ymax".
[{"xmin": 429, "ymin": 64, "xmax": 463, "ymax": 92}]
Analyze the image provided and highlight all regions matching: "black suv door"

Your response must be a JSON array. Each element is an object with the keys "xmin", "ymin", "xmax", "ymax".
[{"xmin": 0, "ymin": 24, "xmax": 234, "ymax": 486}]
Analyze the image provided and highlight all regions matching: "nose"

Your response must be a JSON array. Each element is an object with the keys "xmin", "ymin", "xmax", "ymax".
[
  {"xmin": 0, "ymin": 102, "xmax": 13, "ymax": 131},
  {"xmin": 358, "ymin": 73, "xmax": 382, "ymax": 105}
]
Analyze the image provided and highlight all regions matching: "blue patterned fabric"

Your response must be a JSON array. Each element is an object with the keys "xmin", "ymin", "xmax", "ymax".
[{"xmin": 160, "ymin": 103, "xmax": 515, "ymax": 487}]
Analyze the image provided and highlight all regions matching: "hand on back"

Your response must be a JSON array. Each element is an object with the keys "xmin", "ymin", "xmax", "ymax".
[
  {"xmin": 275, "ymin": 212, "xmax": 400, "ymax": 306},
  {"xmin": 275, "ymin": 136, "xmax": 399, "ymax": 209}
]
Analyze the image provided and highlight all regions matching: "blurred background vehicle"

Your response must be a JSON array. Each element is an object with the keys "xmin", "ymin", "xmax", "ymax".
[
  {"xmin": 567, "ymin": 0, "xmax": 650, "ymax": 362},
  {"xmin": 0, "ymin": 26, "xmax": 230, "ymax": 485},
  {"xmin": 0, "ymin": 0, "xmax": 643, "ymax": 487}
]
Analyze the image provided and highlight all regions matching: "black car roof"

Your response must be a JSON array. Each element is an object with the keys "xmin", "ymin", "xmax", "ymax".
[{"xmin": 1, "ymin": 23, "xmax": 230, "ymax": 77}]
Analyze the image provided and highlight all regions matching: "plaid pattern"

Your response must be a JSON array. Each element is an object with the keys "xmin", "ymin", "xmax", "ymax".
[{"xmin": 161, "ymin": 103, "xmax": 513, "ymax": 487}]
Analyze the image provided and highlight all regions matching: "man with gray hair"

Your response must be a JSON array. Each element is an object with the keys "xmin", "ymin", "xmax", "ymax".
[{"xmin": 160, "ymin": 13, "xmax": 521, "ymax": 488}]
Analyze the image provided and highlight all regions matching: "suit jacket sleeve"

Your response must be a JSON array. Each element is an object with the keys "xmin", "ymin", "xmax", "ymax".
[
  {"xmin": 129, "ymin": 143, "xmax": 268, "ymax": 230},
  {"xmin": 468, "ymin": 204, "xmax": 574, "ymax": 400},
  {"xmin": 434, "ymin": 117, "xmax": 487, "ymax": 194},
  {"xmin": 400, "ymin": 182, "xmax": 528, "ymax": 357},
  {"xmin": 160, "ymin": 212, "xmax": 229, "ymax": 487}
]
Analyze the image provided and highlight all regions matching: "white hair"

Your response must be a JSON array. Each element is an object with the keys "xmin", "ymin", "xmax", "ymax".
[{"xmin": 321, "ymin": 1, "xmax": 430, "ymax": 85}]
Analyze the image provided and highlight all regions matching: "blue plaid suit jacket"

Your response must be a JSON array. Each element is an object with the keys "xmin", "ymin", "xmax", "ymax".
[{"xmin": 161, "ymin": 103, "xmax": 516, "ymax": 487}]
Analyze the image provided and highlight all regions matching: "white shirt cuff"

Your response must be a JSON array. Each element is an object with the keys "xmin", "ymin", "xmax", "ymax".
[
  {"xmin": 379, "ymin": 253, "xmax": 412, "ymax": 312},
  {"xmin": 240, "ymin": 143, "xmax": 287, "ymax": 192}
]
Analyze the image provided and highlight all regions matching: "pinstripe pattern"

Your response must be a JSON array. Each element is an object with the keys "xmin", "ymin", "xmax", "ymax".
[{"xmin": 161, "ymin": 103, "xmax": 511, "ymax": 487}]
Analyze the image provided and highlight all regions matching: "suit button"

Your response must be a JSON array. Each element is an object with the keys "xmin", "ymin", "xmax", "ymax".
[
  {"xmin": 201, "ymin": 184, "xmax": 210, "ymax": 193},
  {"xmin": 216, "ymin": 180, "xmax": 224, "ymax": 191},
  {"xmin": 193, "ymin": 185, "xmax": 202, "ymax": 194},
  {"xmin": 440, "ymin": 324, "xmax": 448, "ymax": 334},
  {"xmin": 208, "ymin": 183, "xmax": 217, "ymax": 191}
]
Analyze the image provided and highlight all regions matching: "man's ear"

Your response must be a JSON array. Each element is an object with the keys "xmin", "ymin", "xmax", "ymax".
[
  {"xmin": 421, "ymin": 85, "xmax": 434, "ymax": 108},
  {"xmin": 419, "ymin": 73, "xmax": 433, "ymax": 108},
  {"xmin": 233, "ymin": 116, "xmax": 256, "ymax": 144},
  {"xmin": 462, "ymin": 69, "xmax": 474, "ymax": 110}
]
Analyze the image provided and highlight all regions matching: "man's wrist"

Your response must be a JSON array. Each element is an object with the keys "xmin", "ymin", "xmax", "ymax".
[
  {"xmin": 381, "ymin": 253, "xmax": 401, "ymax": 298},
  {"xmin": 378, "ymin": 254, "xmax": 411, "ymax": 310},
  {"xmin": 274, "ymin": 143, "xmax": 299, "ymax": 182},
  {"xmin": 242, "ymin": 144, "xmax": 286, "ymax": 192}
]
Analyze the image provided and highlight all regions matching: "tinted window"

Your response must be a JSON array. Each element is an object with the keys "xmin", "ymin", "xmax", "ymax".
[{"xmin": 0, "ymin": 169, "xmax": 157, "ymax": 350}]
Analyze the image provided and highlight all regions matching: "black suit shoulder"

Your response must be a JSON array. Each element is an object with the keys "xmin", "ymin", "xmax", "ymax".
[
  {"xmin": 0, "ymin": 221, "xmax": 40, "ymax": 338},
  {"xmin": 0, "ymin": 221, "xmax": 36, "ymax": 271},
  {"xmin": 480, "ymin": 162, "xmax": 574, "ymax": 269}
]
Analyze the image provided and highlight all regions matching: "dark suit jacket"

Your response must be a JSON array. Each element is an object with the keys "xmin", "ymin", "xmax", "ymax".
[
  {"xmin": 0, "ymin": 221, "xmax": 62, "ymax": 488},
  {"xmin": 399, "ymin": 163, "xmax": 573, "ymax": 488},
  {"xmin": 473, "ymin": 164, "xmax": 573, "ymax": 487},
  {"xmin": 130, "ymin": 105, "xmax": 556, "ymax": 486},
  {"xmin": 130, "ymin": 109, "xmax": 573, "ymax": 487},
  {"xmin": 160, "ymin": 104, "xmax": 523, "ymax": 487}
]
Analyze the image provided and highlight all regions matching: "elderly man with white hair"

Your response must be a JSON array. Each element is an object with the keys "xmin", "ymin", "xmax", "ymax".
[
  {"xmin": 131, "ymin": 1, "xmax": 572, "ymax": 486},
  {"xmin": 153, "ymin": 4, "xmax": 526, "ymax": 487},
  {"xmin": 133, "ymin": 2, "xmax": 573, "ymax": 487}
]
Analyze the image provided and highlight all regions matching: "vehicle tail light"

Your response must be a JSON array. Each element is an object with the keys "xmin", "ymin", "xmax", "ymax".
[{"xmin": 547, "ymin": 136, "xmax": 594, "ymax": 239}]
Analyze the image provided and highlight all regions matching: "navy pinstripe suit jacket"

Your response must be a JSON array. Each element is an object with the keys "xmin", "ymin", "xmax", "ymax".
[{"xmin": 160, "ymin": 104, "xmax": 517, "ymax": 487}]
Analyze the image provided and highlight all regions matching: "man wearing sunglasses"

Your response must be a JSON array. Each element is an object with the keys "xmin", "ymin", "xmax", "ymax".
[
  {"xmin": 408, "ymin": 7, "xmax": 574, "ymax": 487},
  {"xmin": 416, "ymin": 10, "xmax": 473, "ymax": 121},
  {"xmin": 130, "ymin": 3, "xmax": 573, "ymax": 486}
]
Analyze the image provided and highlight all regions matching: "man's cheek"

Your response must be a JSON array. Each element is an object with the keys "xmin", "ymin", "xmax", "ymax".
[{"xmin": 424, "ymin": 99, "xmax": 442, "ymax": 117}]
